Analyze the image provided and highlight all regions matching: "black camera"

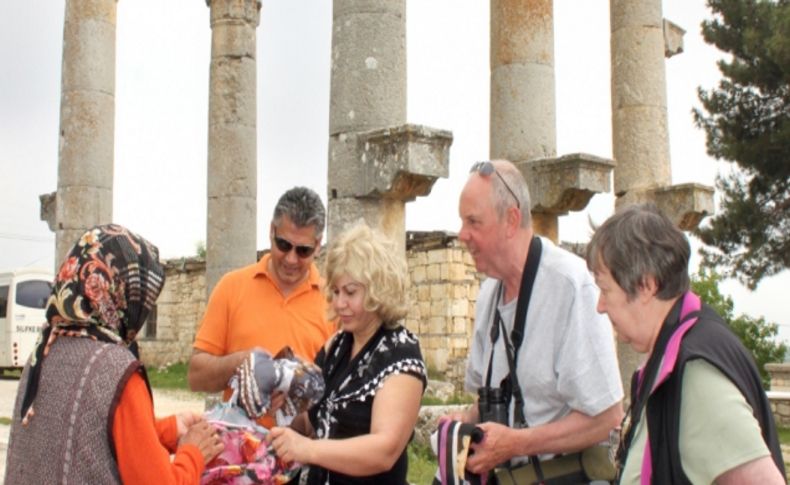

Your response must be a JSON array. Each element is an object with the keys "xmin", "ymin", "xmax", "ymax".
[{"xmin": 478, "ymin": 386, "xmax": 509, "ymax": 425}]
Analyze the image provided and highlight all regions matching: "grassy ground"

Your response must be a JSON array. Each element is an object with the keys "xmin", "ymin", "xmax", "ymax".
[
  {"xmin": 408, "ymin": 442, "xmax": 437, "ymax": 484},
  {"xmin": 146, "ymin": 362, "xmax": 191, "ymax": 389}
]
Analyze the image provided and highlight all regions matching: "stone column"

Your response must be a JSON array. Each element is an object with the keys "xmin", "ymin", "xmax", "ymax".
[
  {"xmin": 490, "ymin": 0, "xmax": 556, "ymax": 163},
  {"xmin": 490, "ymin": 0, "xmax": 613, "ymax": 242},
  {"xmin": 327, "ymin": 0, "xmax": 451, "ymax": 253},
  {"xmin": 205, "ymin": 0, "xmax": 260, "ymax": 294},
  {"xmin": 609, "ymin": 1, "xmax": 715, "ymax": 398},
  {"xmin": 610, "ymin": 0, "xmax": 671, "ymax": 205},
  {"xmin": 53, "ymin": 0, "xmax": 117, "ymax": 263}
]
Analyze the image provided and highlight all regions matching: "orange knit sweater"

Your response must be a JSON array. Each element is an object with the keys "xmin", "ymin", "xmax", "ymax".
[{"xmin": 112, "ymin": 372, "xmax": 205, "ymax": 484}]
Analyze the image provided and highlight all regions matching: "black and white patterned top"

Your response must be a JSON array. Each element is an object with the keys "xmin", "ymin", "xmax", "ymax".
[{"xmin": 306, "ymin": 325, "xmax": 427, "ymax": 485}]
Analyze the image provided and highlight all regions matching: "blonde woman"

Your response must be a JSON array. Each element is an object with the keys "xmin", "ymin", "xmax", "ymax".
[{"xmin": 269, "ymin": 223, "xmax": 426, "ymax": 484}]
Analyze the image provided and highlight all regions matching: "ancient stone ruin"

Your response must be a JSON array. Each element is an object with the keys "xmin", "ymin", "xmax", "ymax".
[{"xmin": 40, "ymin": 0, "xmax": 714, "ymax": 391}]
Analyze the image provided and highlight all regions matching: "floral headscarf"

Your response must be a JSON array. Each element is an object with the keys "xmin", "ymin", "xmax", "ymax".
[{"xmin": 20, "ymin": 224, "xmax": 165, "ymax": 423}]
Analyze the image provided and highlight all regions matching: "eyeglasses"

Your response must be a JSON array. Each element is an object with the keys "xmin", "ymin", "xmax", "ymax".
[
  {"xmin": 470, "ymin": 161, "xmax": 520, "ymax": 208},
  {"xmin": 273, "ymin": 230, "xmax": 317, "ymax": 258}
]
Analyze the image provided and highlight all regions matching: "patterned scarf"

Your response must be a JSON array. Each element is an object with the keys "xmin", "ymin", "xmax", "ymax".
[{"xmin": 20, "ymin": 224, "xmax": 165, "ymax": 423}]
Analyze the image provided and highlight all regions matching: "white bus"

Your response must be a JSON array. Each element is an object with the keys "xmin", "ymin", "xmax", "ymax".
[{"xmin": 0, "ymin": 268, "xmax": 53, "ymax": 371}]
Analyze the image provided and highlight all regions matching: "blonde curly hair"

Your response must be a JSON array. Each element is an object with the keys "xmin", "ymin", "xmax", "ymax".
[{"xmin": 323, "ymin": 223, "xmax": 408, "ymax": 327}]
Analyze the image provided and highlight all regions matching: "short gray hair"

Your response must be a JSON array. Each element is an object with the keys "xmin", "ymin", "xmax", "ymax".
[
  {"xmin": 490, "ymin": 160, "xmax": 532, "ymax": 228},
  {"xmin": 272, "ymin": 187, "xmax": 326, "ymax": 234},
  {"xmin": 586, "ymin": 204, "xmax": 690, "ymax": 301}
]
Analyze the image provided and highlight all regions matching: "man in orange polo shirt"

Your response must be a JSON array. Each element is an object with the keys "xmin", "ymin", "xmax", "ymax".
[{"xmin": 188, "ymin": 187, "xmax": 335, "ymax": 425}]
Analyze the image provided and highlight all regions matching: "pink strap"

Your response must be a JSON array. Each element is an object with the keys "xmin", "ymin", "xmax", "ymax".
[
  {"xmin": 640, "ymin": 292, "xmax": 701, "ymax": 484},
  {"xmin": 438, "ymin": 420, "xmax": 449, "ymax": 484}
]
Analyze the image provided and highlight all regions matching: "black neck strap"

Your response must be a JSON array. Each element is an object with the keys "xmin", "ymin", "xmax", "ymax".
[{"xmin": 485, "ymin": 236, "xmax": 543, "ymax": 419}]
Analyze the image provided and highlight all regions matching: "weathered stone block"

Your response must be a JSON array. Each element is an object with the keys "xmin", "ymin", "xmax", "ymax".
[
  {"xmin": 427, "ymin": 249, "xmax": 448, "ymax": 265},
  {"xmin": 490, "ymin": 64, "xmax": 557, "ymax": 162},
  {"xmin": 610, "ymin": 0, "xmax": 662, "ymax": 32},
  {"xmin": 411, "ymin": 265, "xmax": 426, "ymax": 283},
  {"xmin": 653, "ymin": 183, "xmax": 715, "ymax": 231},
  {"xmin": 453, "ymin": 316, "xmax": 467, "ymax": 334},
  {"xmin": 430, "ymin": 299, "xmax": 448, "ymax": 318},
  {"xmin": 426, "ymin": 264, "xmax": 441, "ymax": 281},
  {"xmin": 329, "ymin": 8, "xmax": 406, "ymax": 133},
  {"xmin": 428, "ymin": 316, "xmax": 448, "ymax": 335},
  {"xmin": 451, "ymin": 299, "xmax": 468, "ymax": 318},
  {"xmin": 663, "ymin": 19, "xmax": 685, "ymax": 58},
  {"xmin": 519, "ymin": 153, "xmax": 614, "ymax": 215},
  {"xmin": 430, "ymin": 283, "xmax": 450, "ymax": 299}
]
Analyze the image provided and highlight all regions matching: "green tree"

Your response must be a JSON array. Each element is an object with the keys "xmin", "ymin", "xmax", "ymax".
[
  {"xmin": 693, "ymin": 0, "xmax": 790, "ymax": 289},
  {"xmin": 195, "ymin": 240, "xmax": 206, "ymax": 259},
  {"xmin": 691, "ymin": 267, "xmax": 787, "ymax": 388}
]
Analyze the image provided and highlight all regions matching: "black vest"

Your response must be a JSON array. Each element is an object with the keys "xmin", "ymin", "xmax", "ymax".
[{"xmin": 641, "ymin": 304, "xmax": 785, "ymax": 484}]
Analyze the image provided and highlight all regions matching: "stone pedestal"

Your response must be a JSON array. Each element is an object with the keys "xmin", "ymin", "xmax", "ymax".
[
  {"xmin": 516, "ymin": 153, "xmax": 614, "ymax": 242},
  {"xmin": 52, "ymin": 0, "xmax": 117, "ymax": 263},
  {"xmin": 328, "ymin": 124, "xmax": 452, "ymax": 252},
  {"xmin": 663, "ymin": 19, "xmax": 685, "ymax": 58},
  {"xmin": 205, "ymin": 0, "xmax": 261, "ymax": 294}
]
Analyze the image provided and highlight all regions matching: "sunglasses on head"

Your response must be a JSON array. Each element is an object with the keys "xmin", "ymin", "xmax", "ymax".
[
  {"xmin": 470, "ymin": 161, "xmax": 520, "ymax": 209},
  {"xmin": 273, "ymin": 230, "xmax": 317, "ymax": 258}
]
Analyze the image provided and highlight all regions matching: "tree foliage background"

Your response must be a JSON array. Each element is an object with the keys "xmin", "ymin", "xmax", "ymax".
[
  {"xmin": 691, "ymin": 267, "xmax": 787, "ymax": 388},
  {"xmin": 693, "ymin": 0, "xmax": 790, "ymax": 289}
]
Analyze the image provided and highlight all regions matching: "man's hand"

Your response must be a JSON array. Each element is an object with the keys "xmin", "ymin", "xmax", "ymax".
[
  {"xmin": 465, "ymin": 421, "xmax": 519, "ymax": 475},
  {"xmin": 188, "ymin": 348, "xmax": 250, "ymax": 392}
]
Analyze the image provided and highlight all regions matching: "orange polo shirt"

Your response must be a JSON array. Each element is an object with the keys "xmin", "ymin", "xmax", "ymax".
[
  {"xmin": 194, "ymin": 254, "xmax": 334, "ymax": 411},
  {"xmin": 113, "ymin": 372, "xmax": 204, "ymax": 484}
]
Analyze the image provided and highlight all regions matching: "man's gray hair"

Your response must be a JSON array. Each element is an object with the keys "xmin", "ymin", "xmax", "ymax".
[
  {"xmin": 586, "ymin": 204, "xmax": 690, "ymax": 301},
  {"xmin": 491, "ymin": 160, "xmax": 532, "ymax": 228},
  {"xmin": 272, "ymin": 187, "xmax": 326, "ymax": 234}
]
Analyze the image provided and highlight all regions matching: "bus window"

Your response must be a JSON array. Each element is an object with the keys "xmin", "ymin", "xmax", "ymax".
[
  {"xmin": 16, "ymin": 280, "xmax": 52, "ymax": 309},
  {"xmin": 0, "ymin": 285, "xmax": 8, "ymax": 317}
]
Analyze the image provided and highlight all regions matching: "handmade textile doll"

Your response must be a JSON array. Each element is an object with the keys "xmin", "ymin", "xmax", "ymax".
[{"xmin": 201, "ymin": 347, "xmax": 325, "ymax": 485}]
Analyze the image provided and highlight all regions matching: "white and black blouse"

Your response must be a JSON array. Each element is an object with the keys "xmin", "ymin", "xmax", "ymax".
[{"xmin": 306, "ymin": 325, "xmax": 427, "ymax": 485}]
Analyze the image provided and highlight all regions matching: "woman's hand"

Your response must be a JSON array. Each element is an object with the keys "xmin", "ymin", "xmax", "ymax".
[
  {"xmin": 268, "ymin": 426, "xmax": 313, "ymax": 465},
  {"xmin": 179, "ymin": 421, "xmax": 224, "ymax": 464},
  {"xmin": 175, "ymin": 411, "xmax": 205, "ymax": 439}
]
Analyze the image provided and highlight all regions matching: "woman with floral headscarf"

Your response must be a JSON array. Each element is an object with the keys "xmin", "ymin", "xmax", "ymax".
[{"xmin": 4, "ymin": 224, "xmax": 224, "ymax": 485}]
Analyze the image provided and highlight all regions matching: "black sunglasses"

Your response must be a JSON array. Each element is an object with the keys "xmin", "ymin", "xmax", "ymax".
[
  {"xmin": 470, "ymin": 161, "xmax": 520, "ymax": 209},
  {"xmin": 273, "ymin": 230, "xmax": 317, "ymax": 258}
]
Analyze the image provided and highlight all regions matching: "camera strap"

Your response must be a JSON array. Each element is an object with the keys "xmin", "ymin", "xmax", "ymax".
[{"xmin": 484, "ymin": 236, "xmax": 543, "ymax": 476}]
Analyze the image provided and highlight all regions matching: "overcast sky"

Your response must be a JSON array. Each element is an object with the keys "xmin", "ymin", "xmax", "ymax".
[{"xmin": 1, "ymin": 1, "xmax": 788, "ymax": 332}]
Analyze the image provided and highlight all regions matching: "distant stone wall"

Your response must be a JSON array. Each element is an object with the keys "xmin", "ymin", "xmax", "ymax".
[
  {"xmin": 767, "ymin": 363, "xmax": 790, "ymax": 391},
  {"xmin": 138, "ymin": 232, "xmax": 481, "ymax": 388},
  {"xmin": 139, "ymin": 258, "xmax": 207, "ymax": 368},
  {"xmin": 765, "ymin": 363, "xmax": 790, "ymax": 427},
  {"xmin": 404, "ymin": 232, "xmax": 483, "ymax": 391}
]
